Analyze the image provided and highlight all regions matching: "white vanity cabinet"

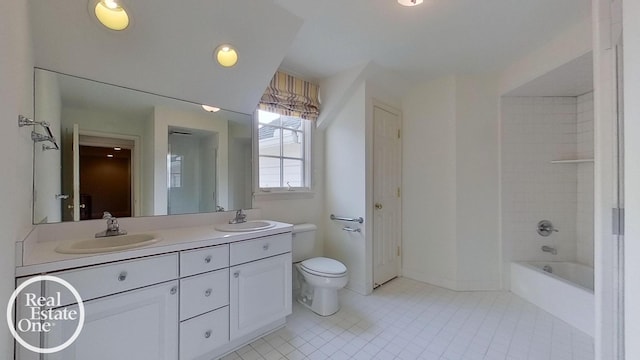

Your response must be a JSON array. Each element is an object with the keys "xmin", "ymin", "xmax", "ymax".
[
  {"xmin": 15, "ymin": 228, "xmax": 293, "ymax": 360},
  {"xmin": 43, "ymin": 281, "xmax": 179, "ymax": 360},
  {"xmin": 28, "ymin": 253, "xmax": 180, "ymax": 360},
  {"xmin": 229, "ymin": 234, "xmax": 292, "ymax": 340}
]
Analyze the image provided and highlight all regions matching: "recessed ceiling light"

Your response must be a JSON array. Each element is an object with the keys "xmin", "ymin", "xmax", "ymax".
[
  {"xmin": 215, "ymin": 44, "xmax": 238, "ymax": 67},
  {"xmin": 94, "ymin": 0, "xmax": 130, "ymax": 31},
  {"xmin": 202, "ymin": 105, "xmax": 221, "ymax": 113},
  {"xmin": 113, "ymin": 147, "xmax": 122, "ymax": 151},
  {"xmin": 107, "ymin": 154, "xmax": 114, "ymax": 158},
  {"xmin": 397, "ymin": 0, "xmax": 424, "ymax": 6}
]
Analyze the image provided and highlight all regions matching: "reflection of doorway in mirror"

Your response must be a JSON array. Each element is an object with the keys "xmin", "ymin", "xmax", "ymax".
[
  {"xmin": 61, "ymin": 131, "xmax": 139, "ymax": 221},
  {"xmin": 167, "ymin": 128, "xmax": 218, "ymax": 215},
  {"xmin": 79, "ymin": 145, "xmax": 132, "ymax": 219}
]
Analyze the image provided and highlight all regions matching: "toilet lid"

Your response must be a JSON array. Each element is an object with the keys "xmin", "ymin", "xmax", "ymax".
[{"xmin": 301, "ymin": 257, "xmax": 347, "ymax": 276}]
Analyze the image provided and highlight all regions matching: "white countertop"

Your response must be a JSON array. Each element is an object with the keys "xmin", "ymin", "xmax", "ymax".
[{"xmin": 17, "ymin": 221, "xmax": 293, "ymax": 277}]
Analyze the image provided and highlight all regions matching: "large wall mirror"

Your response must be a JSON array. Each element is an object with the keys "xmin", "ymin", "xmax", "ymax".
[{"xmin": 33, "ymin": 69, "xmax": 253, "ymax": 224}]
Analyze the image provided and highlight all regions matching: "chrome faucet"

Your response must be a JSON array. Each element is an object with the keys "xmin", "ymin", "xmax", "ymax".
[
  {"xmin": 541, "ymin": 245, "xmax": 557, "ymax": 255},
  {"xmin": 229, "ymin": 209, "xmax": 247, "ymax": 224},
  {"xmin": 95, "ymin": 212, "xmax": 128, "ymax": 238}
]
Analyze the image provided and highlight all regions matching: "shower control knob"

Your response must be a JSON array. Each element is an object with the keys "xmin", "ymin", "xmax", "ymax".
[{"xmin": 537, "ymin": 220, "xmax": 558, "ymax": 237}]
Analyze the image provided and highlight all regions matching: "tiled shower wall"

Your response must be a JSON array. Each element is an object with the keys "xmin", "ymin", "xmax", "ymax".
[
  {"xmin": 501, "ymin": 95, "xmax": 594, "ymax": 286},
  {"xmin": 577, "ymin": 92, "xmax": 594, "ymax": 267}
]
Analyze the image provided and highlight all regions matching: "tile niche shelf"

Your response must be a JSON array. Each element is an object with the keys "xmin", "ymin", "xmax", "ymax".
[{"xmin": 550, "ymin": 159, "xmax": 595, "ymax": 164}]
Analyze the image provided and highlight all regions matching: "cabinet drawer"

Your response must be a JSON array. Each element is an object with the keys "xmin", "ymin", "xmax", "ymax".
[
  {"xmin": 47, "ymin": 254, "xmax": 178, "ymax": 306},
  {"xmin": 230, "ymin": 233, "xmax": 292, "ymax": 265},
  {"xmin": 180, "ymin": 244, "xmax": 229, "ymax": 277},
  {"xmin": 180, "ymin": 268, "xmax": 229, "ymax": 321},
  {"xmin": 180, "ymin": 306, "xmax": 229, "ymax": 360}
]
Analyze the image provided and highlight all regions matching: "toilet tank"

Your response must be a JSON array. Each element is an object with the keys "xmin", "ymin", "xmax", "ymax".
[{"xmin": 292, "ymin": 223, "xmax": 317, "ymax": 262}]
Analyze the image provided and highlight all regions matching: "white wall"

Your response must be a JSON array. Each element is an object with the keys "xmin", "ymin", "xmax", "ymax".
[
  {"xmin": 0, "ymin": 0, "xmax": 33, "ymax": 358},
  {"xmin": 624, "ymin": 0, "xmax": 640, "ymax": 357},
  {"xmin": 454, "ymin": 75, "xmax": 501, "ymax": 290},
  {"xmin": 401, "ymin": 74, "xmax": 501, "ymax": 291},
  {"xmin": 33, "ymin": 70, "xmax": 62, "ymax": 223},
  {"xmin": 324, "ymin": 84, "xmax": 368, "ymax": 294},
  {"xmin": 401, "ymin": 76, "xmax": 458, "ymax": 289}
]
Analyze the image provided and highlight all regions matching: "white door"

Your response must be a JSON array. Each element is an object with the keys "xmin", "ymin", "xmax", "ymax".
[
  {"xmin": 43, "ymin": 281, "xmax": 179, "ymax": 360},
  {"xmin": 372, "ymin": 104, "xmax": 402, "ymax": 288},
  {"xmin": 229, "ymin": 253, "xmax": 292, "ymax": 340}
]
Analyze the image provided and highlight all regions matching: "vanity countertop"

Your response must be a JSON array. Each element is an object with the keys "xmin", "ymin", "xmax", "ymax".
[{"xmin": 16, "ymin": 221, "xmax": 293, "ymax": 277}]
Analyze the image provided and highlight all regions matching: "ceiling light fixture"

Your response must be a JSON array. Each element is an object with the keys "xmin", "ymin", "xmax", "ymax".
[
  {"xmin": 397, "ymin": 0, "xmax": 424, "ymax": 6},
  {"xmin": 113, "ymin": 147, "xmax": 122, "ymax": 151},
  {"xmin": 107, "ymin": 154, "xmax": 114, "ymax": 158},
  {"xmin": 94, "ymin": 0, "xmax": 130, "ymax": 31},
  {"xmin": 215, "ymin": 44, "xmax": 238, "ymax": 67},
  {"xmin": 202, "ymin": 105, "xmax": 221, "ymax": 112}
]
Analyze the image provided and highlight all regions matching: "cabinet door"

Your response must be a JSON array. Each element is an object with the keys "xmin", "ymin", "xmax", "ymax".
[
  {"xmin": 42, "ymin": 281, "xmax": 179, "ymax": 360},
  {"xmin": 229, "ymin": 253, "xmax": 292, "ymax": 340}
]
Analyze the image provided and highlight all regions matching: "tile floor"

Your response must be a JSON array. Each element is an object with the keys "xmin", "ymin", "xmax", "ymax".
[{"xmin": 222, "ymin": 277, "xmax": 594, "ymax": 360}]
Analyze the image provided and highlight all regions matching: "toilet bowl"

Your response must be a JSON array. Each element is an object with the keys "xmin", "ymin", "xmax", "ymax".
[
  {"xmin": 296, "ymin": 257, "xmax": 348, "ymax": 316},
  {"xmin": 292, "ymin": 224, "xmax": 349, "ymax": 316}
]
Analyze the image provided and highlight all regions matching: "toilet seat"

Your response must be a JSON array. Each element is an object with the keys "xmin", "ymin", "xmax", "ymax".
[{"xmin": 300, "ymin": 257, "xmax": 347, "ymax": 278}]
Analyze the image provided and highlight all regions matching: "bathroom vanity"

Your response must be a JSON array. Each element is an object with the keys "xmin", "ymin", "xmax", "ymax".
[{"xmin": 14, "ymin": 219, "xmax": 292, "ymax": 360}]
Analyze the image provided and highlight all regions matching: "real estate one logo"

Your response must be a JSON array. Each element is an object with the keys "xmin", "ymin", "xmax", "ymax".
[{"xmin": 6, "ymin": 275, "xmax": 85, "ymax": 354}]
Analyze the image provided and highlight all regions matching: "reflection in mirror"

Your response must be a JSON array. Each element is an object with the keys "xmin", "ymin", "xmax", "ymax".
[{"xmin": 33, "ymin": 69, "xmax": 253, "ymax": 224}]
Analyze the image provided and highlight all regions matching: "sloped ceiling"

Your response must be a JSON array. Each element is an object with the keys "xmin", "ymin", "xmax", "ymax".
[{"xmin": 29, "ymin": 0, "xmax": 303, "ymax": 115}]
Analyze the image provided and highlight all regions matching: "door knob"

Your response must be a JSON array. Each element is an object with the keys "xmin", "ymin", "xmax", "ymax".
[{"xmin": 375, "ymin": 203, "xmax": 383, "ymax": 210}]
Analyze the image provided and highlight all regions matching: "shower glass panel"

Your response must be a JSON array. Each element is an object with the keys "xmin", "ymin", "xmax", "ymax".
[{"xmin": 167, "ymin": 128, "xmax": 217, "ymax": 215}]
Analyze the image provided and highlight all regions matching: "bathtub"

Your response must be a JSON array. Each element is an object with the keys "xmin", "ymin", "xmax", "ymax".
[{"xmin": 510, "ymin": 261, "xmax": 594, "ymax": 337}]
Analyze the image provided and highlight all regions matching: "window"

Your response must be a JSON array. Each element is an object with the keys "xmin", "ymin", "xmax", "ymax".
[{"xmin": 256, "ymin": 109, "xmax": 311, "ymax": 191}]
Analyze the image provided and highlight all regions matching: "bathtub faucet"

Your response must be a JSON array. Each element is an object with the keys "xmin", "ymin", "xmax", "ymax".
[{"xmin": 541, "ymin": 245, "xmax": 557, "ymax": 255}]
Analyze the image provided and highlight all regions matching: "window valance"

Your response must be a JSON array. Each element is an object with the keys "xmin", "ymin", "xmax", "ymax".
[{"xmin": 259, "ymin": 71, "xmax": 320, "ymax": 121}]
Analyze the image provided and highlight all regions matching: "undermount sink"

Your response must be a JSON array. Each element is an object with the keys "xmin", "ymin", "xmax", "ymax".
[
  {"xmin": 215, "ymin": 220, "xmax": 276, "ymax": 232},
  {"xmin": 55, "ymin": 234, "xmax": 159, "ymax": 254}
]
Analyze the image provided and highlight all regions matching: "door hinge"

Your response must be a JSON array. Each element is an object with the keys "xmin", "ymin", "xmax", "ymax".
[
  {"xmin": 397, "ymin": 129, "xmax": 401, "ymax": 139},
  {"xmin": 397, "ymin": 246, "xmax": 400, "ymax": 257},
  {"xmin": 397, "ymin": 188, "xmax": 401, "ymax": 198},
  {"xmin": 612, "ymin": 208, "xmax": 625, "ymax": 235}
]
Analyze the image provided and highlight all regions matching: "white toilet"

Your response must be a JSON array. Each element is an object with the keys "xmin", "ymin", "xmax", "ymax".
[{"xmin": 292, "ymin": 224, "xmax": 348, "ymax": 316}]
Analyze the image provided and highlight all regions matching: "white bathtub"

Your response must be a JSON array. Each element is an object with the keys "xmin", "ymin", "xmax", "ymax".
[{"xmin": 510, "ymin": 261, "xmax": 594, "ymax": 337}]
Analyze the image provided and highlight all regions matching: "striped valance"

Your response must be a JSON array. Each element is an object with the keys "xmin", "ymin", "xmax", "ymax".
[{"xmin": 259, "ymin": 71, "xmax": 320, "ymax": 121}]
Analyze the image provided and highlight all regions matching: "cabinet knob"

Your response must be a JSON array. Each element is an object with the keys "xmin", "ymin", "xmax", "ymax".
[
  {"xmin": 204, "ymin": 330, "xmax": 212, "ymax": 339},
  {"xmin": 204, "ymin": 255, "xmax": 212, "ymax": 264},
  {"xmin": 118, "ymin": 271, "xmax": 127, "ymax": 281},
  {"xmin": 204, "ymin": 288, "xmax": 212, "ymax": 297},
  {"xmin": 233, "ymin": 271, "xmax": 240, "ymax": 278},
  {"xmin": 263, "ymin": 243, "xmax": 270, "ymax": 251},
  {"xmin": 170, "ymin": 286, "xmax": 178, "ymax": 295}
]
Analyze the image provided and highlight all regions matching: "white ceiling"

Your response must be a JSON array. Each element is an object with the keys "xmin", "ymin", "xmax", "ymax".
[
  {"xmin": 504, "ymin": 52, "xmax": 594, "ymax": 97},
  {"xmin": 275, "ymin": 0, "xmax": 591, "ymax": 82},
  {"xmin": 28, "ymin": 0, "xmax": 591, "ymax": 114}
]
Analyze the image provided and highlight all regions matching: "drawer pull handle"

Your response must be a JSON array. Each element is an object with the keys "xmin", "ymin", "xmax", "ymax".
[
  {"xmin": 118, "ymin": 271, "xmax": 127, "ymax": 281},
  {"xmin": 204, "ymin": 288, "xmax": 212, "ymax": 297},
  {"xmin": 204, "ymin": 330, "xmax": 212, "ymax": 339},
  {"xmin": 233, "ymin": 271, "xmax": 240, "ymax": 278},
  {"xmin": 204, "ymin": 255, "xmax": 212, "ymax": 264},
  {"xmin": 263, "ymin": 243, "xmax": 270, "ymax": 251},
  {"xmin": 170, "ymin": 286, "xmax": 178, "ymax": 295}
]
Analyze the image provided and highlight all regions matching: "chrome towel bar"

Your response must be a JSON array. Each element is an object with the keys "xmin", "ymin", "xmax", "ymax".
[
  {"xmin": 330, "ymin": 214, "xmax": 364, "ymax": 224},
  {"xmin": 342, "ymin": 227, "xmax": 361, "ymax": 233}
]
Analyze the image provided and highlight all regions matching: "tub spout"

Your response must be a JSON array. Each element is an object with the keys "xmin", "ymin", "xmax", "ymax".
[{"xmin": 541, "ymin": 245, "xmax": 557, "ymax": 255}]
